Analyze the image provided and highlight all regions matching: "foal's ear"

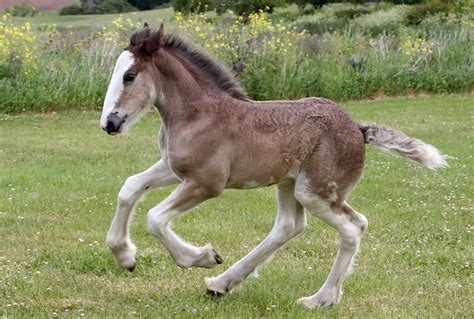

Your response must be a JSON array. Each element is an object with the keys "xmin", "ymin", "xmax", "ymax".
[{"xmin": 144, "ymin": 23, "xmax": 165, "ymax": 54}]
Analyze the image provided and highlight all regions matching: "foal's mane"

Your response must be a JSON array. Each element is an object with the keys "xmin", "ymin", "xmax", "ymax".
[{"xmin": 128, "ymin": 27, "xmax": 248, "ymax": 101}]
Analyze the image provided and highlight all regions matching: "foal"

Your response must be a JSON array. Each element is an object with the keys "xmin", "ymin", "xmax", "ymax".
[{"xmin": 101, "ymin": 24, "xmax": 447, "ymax": 308}]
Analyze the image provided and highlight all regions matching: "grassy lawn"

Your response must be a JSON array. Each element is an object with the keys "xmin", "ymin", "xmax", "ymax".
[
  {"xmin": 1, "ymin": 94, "xmax": 472, "ymax": 318},
  {"xmin": 14, "ymin": 7, "xmax": 175, "ymax": 28}
]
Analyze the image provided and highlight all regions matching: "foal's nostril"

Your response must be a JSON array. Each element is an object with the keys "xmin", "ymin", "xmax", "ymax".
[
  {"xmin": 105, "ymin": 120, "xmax": 116, "ymax": 134},
  {"xmin": 105, "ymin": 112, "xmax": 127, "ymax": 135}
]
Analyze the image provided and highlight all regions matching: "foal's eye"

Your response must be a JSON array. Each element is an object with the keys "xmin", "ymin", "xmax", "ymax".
[{"xmin": 123, "ymin": 72, "xmax": 136, "ymax": 85}]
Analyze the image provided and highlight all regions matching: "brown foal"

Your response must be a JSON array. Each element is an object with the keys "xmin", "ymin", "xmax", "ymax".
[{"xmin": 101, "ymin": 24, "xmax": 447, "ymax": 308}]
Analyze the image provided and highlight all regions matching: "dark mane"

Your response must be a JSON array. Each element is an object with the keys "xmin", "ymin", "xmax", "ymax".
[{"xmin": 128, "ymin": 28, "xmax": 248, "ymax": 101}]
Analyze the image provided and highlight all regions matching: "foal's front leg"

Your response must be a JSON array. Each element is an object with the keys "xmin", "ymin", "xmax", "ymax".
[
  {"xmin": 147, "ymin": 180, "xmax": 224, "ymax": 269},
  {"xmin": 106, "ymin": 160, "xmax": 179, "ymax": 271}
]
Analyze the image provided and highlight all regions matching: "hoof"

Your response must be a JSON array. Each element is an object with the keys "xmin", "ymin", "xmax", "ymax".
[
  {"xmin": 297, "ymin": 289, "xmax": 340, "ymax": 309},
  {"xmin": 126, "ymin": 264, "xmax": 136, "ymax": 272},
  {"xmin": 213, "ymin": 249, "xmax": 224, "ymax": 264},
  {"xmin": 206, "ymin": 289, "xmax": 224, "ymax": 297}
]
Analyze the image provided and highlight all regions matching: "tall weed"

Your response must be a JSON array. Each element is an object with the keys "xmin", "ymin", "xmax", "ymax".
[{"xmin": 0, "ymin": 7, "xmax": 472, "ymax": 113}]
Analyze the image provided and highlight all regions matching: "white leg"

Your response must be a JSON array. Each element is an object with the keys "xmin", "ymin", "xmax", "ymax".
[
  {"xmin": 106, "ymin": 159, "xmax": 179, "ymax": 271},
  {"xmin": 296, "ymin": 197, "xmax": 368, "ymax": 309},
  {"xmin": 147, "ymin": 180, "xmax": 224, "ymax": 269},
  {"xmin": 205, "ymin": 181, "xmax": 306, "ymax": 295}
]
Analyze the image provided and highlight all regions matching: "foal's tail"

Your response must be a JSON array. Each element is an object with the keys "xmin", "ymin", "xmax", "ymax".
[{"xmin": 359, "ymin": 124, "xmax": 448, "ymax": 170}]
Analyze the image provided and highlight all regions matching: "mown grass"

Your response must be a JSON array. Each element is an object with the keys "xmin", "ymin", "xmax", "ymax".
[
  {"xmin": 14, "ymin": 7, "xmax": 175, "ymax": 28},
  {"xmin": 1, "ymin": 94, "xmax": 472, "ymax": 318}
]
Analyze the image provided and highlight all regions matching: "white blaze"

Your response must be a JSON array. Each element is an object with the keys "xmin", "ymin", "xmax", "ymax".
[{"xmin": 100, "ymin": 50, "xmax": 135, "ymax": 128}]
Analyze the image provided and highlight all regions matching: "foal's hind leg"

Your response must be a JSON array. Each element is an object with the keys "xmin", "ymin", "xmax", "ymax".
[
  {"xmin": 205, "ymin": 180, "xmax": 306, "ymax": 295},
  {"xmin": 295, "ymin": 183, "xmax": 368, "ymax": 308},
  {"xmin": 106, "ymin": 160, "xmax": 179, "ymax": 271},
  {"xmin": 147, "ymin": 180, "xmax": 224, "ymax": 269}
]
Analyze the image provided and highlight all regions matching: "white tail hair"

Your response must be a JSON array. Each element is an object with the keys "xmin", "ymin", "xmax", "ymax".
[{"xmin": 359, "ymin": 124, "xmax": 448, "ymax": 170}]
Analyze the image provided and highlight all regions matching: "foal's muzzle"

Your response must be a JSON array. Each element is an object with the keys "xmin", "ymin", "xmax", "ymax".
[{"xmin": 104, "ymin": 112, "xmax": 127, "ymax": 135}]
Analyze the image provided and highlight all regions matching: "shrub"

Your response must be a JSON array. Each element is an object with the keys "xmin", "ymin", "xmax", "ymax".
[
  {"xmin": 3, "ymin": 3, "xmax": 38, "ymax": 17},
  {"xmin": 0, "ymin": 14, "xmax": 142, "ymax": 112},
  {"xmin": 1, "ymin": 5, "xmax": 472, "ymax": 113},
  {"xmin": 82, "ymin": 0, "xmax": 137, "ymax": 14},
  {"xmin": 334, "ymin": 6, "xmax": 373, "ymax": 20},
  {"xmin": 291, "ymin": 3, "xmax": 387, "ymax": 35},
  {"xmin": 222, "ymin": 0, "xmax": 287, "ymax": 16},
  {"xmin": 127, "ymin": 0, "xmax": 170, "ymax": 10},
  {"xmin": 172, "ymin": 0, "xmax": 286, "ymax": 16},
  {"xmin": 0, "ymin": 14, "xmax": 37, "ymax": 78},
  {"xmin": 351, "ymin": 5, "xmax": 410, "ymax": 35},
  {"xmin": 59, "ymin": 4, "xmax": 84, "ymax": 15},
  {"xmin": 173, "ymin": 10, "xmax": 473, "ymax": 102},
  {"xmin": 406, "ymin": 2, "xmax": 450, "ymax": 26},
  {"xmin": 420, "ymin": 12, "xmax": 474, "ymax": 32},
  {"xmin": 294, "ymin": 0, "xmax": 330, "ymax": 10},
  {"xmin": 450, "ymin": 0, "xmax": 473, "ymax": 16},
  {"xmin": 385, "ymin": 0, "xmax": 423, "ymax": 4},
  {"xmin": 292, "ymin": 13, "xmax": 347, "ymax": 34},
  {"xmin": 171, "ymin": 0, "xmax": 213, "ymax": 13},
  {"xmin": 60, "ymin": 0, "xmax": 137, "ymax": 15},
  {"xmin": 271, "ymin": 4, "xmax": 304, "ymax": 21}
]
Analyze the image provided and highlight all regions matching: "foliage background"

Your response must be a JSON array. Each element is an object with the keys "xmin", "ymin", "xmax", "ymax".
[{"xmin": 0, "ymin": 1, "xmax": 472, "ymax": 113}]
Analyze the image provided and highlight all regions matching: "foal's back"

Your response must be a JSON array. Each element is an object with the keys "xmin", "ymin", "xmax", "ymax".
[{"xmin": 224, "ymin": 97, "xmax": 365, "ymax": 195}]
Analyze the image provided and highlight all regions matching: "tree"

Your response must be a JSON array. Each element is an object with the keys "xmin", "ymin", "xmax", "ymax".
[
  {"xmin": 217, "ymin": 0, "xmax": 287, "ymax": 16},
  {"xmin": 3, "ymin": 3, "xmax": 38, "ymax": 17},
  {"xmin": 294, "ymin": 0, "xmax": 330, "ymax": 10},
  {"xmin": 172, "ymin": 0, "xmax": 287, "ymax": 16},
  {"xmin": 60, "ymin": 0, "xmax": 137, "ymax": 15},
  {"xmin": 126, "ymin": 0, "xmax": 170, "ymax": 10}
]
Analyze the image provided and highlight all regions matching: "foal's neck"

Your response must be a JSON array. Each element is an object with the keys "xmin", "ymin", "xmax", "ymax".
[{"xmin": 153, "ymin": 49, "xmax": 231, "ymax": 125}]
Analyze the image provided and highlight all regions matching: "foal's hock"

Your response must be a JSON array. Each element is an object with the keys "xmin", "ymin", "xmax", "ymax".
[{"xmin": 101, "ymin": 23, "xmax": 448, "ymax": 309}]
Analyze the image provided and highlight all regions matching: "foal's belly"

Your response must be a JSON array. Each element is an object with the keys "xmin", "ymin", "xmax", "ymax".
[
  {"xmin": 225, "ymin": 176, "xmax": 280, "ymax": 189},
  {"xmin": 224, "ymin": 150, "xmax": 300, "ymax": 189}
]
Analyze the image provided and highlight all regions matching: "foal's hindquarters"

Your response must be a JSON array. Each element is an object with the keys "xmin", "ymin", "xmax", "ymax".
[
  {"xmin": 206, "ymin": 113, "xmax": 368, "ymax": 308},
  {"xmin": 293, "ymin": 131, "xmax": 367, "ymax": 308}
]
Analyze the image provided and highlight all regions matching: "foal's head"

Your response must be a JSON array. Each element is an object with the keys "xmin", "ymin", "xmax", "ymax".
[
  {"xmin": 101, "ymin": 23, "xmax": 248, "ymax": 135},
  {"xmin": 100, "ymin": 23, "xmax": 165, "ymax": 135}
]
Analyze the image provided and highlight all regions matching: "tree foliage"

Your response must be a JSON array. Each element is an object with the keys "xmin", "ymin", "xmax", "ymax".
[
  {"xmin": 127, "ymin": 0, "xmax": 170, "ymax": 10},
  {"xmin": 60, "ymin": 0, "xmax": 138, "ymax": 15},
  {"xmin": 172, "ymin": 0, "xmax": 286, "ymax": 16},
  {"xmin": 3, "ymin": 3, "xmax": 38, "ymax": 17}
]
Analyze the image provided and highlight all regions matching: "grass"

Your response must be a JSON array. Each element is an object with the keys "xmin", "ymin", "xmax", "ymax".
[
  {"xmin": 14, "ymin": 7, "xmax": 175, "ymax": 28},
  {"xmin": 1, "ymin": 94, "xmax": 473, "ymax": 317}
]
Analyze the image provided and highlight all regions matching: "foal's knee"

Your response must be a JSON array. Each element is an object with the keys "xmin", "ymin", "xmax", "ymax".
[
  {"xmin": 147, "ymin": 209, "xmax": 168, "ymax": 237},
  {"xmin": 118, "ymin": 176, "xmax": 142, "ymax": 206}
]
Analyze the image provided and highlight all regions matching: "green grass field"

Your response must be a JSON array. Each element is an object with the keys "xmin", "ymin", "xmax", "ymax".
[
  {"xmin": 15, "ymin": 7, "xmax": 174, "ymax": 28},
  {"xmin": 1, "ymin": 94, "xmax": 472, "ymax": 317}
]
